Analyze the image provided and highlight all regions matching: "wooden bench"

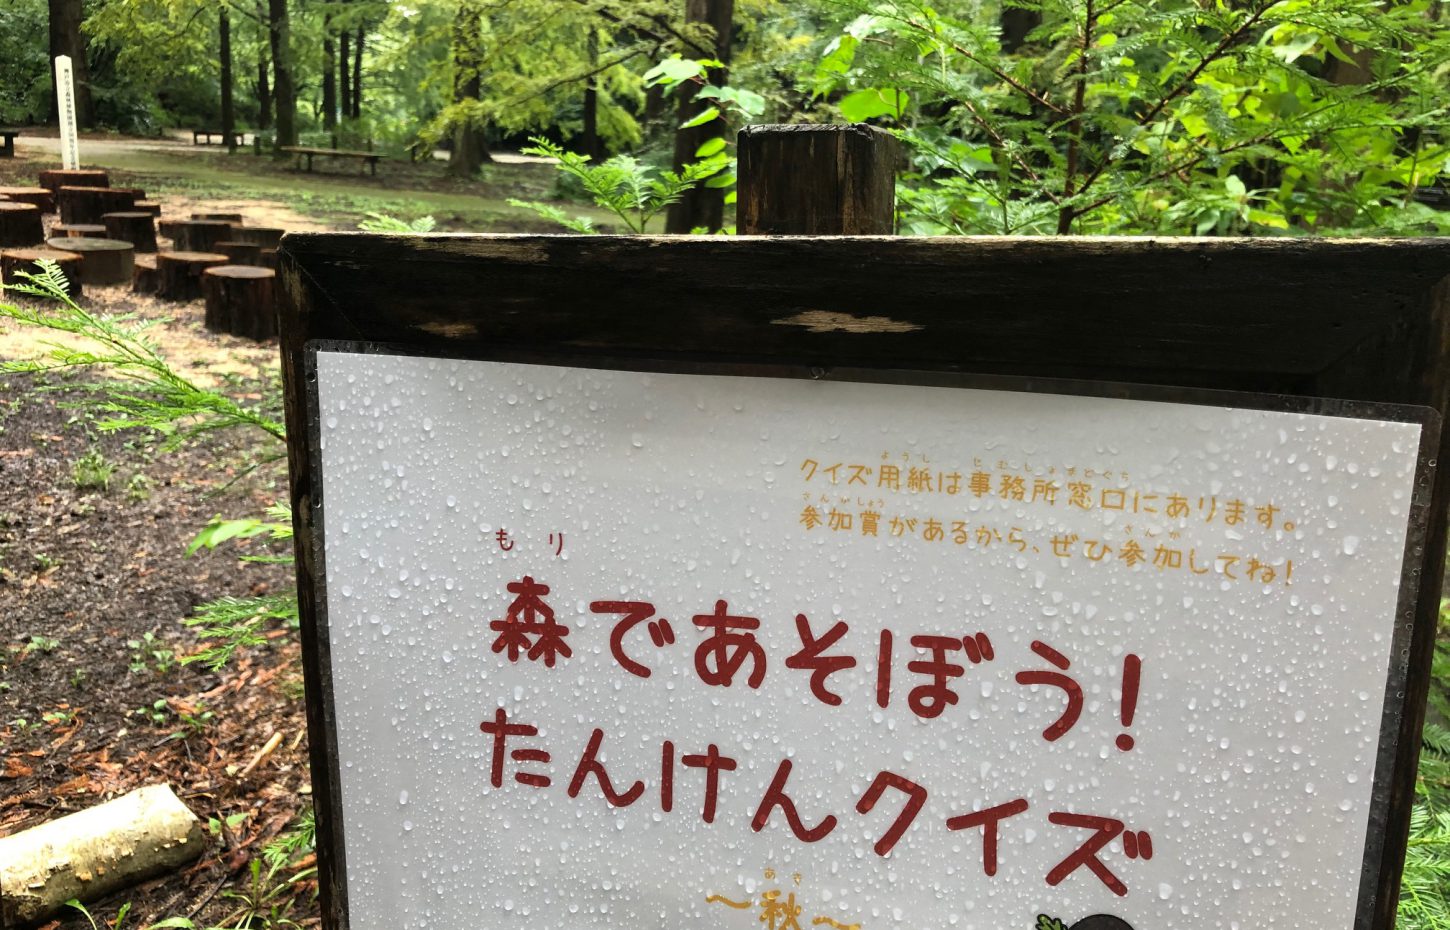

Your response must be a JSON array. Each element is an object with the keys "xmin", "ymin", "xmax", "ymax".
[
  {"xmin": 280, "ymin": 145, "xmax": 383, "ymax": 176},
  {"xmin": 0, "ymin": 129, "xmax": 19, "ymax": 158},
  {"xmin": 193, "ymin": 129, "xmax": 246, "ymax": 146}
]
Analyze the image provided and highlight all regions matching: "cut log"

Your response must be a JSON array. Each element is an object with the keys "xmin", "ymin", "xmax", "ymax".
[
  {"xmin": 158, "ymin": 219, "xmax": 184, "ymax": 240},
  {"xmin": 1, "ymin": 248, "xmax": 83, "ymax": 296},
  {"xmin": 133, "ymin": 254, "xmax": 159, "ymax": 293},
  {"xmin": 46, "ymin": 237, "xmax": 136, "ymax": 286},
  {"xmin": 38, "ymin": 168, "xmax": 109, "ymax": 192},
  {"xmin": 0, "ymin": 784, "xmax": 204, "ymax": 927},
  {"xmin": 102, "ymin": 211, "xmax": 159, "ymax": 252},
  {"xmin": 52, "ymin": 223, "xmax": 107, "ymax": 238},
  {"xmin": 0, "ymin": 202, "xmax": 44, "ymax": 247},
  {"xmin": 260, "ymin": 248, "xmax": 279, "ymax": 270},
  {"xmin": 216, "ymin": 240, "xmax": 262, "ymax": 265},
  {"xmin": 172, "ymin": 219, "xmax": 234, "ymax": 252},
  {"xmin": 156, "ymin": 250, "xmax": 228, "ymax": 300},
  {"xmin": 227, "ymin": 226, "xmax": 284, "ymax": 249},
  {"xmin": 56, "ymin": 186, "xmax": 137, "ymax": 225},
  {"xmin": 114, "ymin": 187, "xmax": 146, "ymax": 201},
  {"xmin": 134, "ymin": 200, "xmax": 163, "ymax": 216},
  {"xmin": 0, "ymin": 186, "xmax": 56, "ymax": 213},
  {"xmin": 193, "ymin": 212, "xmax": 245, "ymax": 223},
  {"xmin": 204, "ymin": 266, "xmax": 278, "ymax": 339}
]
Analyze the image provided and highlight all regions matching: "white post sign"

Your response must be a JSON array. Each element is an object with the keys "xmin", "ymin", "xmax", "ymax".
[
  {"xmin": 53, "ymin": 55, "xmax": 80, "ymax": 171},
  {"xmin": 310, "ymin": 349, "xmax": 1429, "ymax": 930}
]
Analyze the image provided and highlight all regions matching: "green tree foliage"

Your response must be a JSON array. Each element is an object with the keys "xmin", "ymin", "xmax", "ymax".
[
  {"xmin": 396, "ymin": 0, "xmax": 703, "ymax": 164},
  {"xmin": 813, "ymin": 0, "xmax": 1450, "ymax": 235},
  {"xmin": 0, "ymin": 0, "xmax": 51, "ymax": 124}
]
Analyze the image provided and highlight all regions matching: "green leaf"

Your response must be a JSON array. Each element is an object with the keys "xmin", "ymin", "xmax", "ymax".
[
  {"xmin": 643, "ymin": 55, "xmax": 719, "ymax": 89},
  {"xmin": 1270, "ymin": 31, "xmax": 1319, "ymax": 64},
  {"xmin": 680, "ymin": 106, "xmax": 721, "ymax": 130},
  {"xmin": 186, "ymin": 518, "xmax": 270, "ymax": 556},
  {"xmin": 839, "ymin": 87, "xmax": 909, "ymax": 122},
  {"xmin": 1247, "ymin": 208, "xmax": 1289, "ymax": 229},
  {"xmin": 694, "ymin": 137, "xmax": 727, "ymax": 158}
]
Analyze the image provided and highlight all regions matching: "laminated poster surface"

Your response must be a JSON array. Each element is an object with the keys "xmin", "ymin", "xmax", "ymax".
[{"xmin": 311, "ymin": 349, "xmax": 1428, "ymax": 930}]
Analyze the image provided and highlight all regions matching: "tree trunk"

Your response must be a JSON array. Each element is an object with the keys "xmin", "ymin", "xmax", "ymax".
[
  {"xmin": 351, "ymin": 25, "xmax": 364, "ymax": 119},
  {"xmin": 448, "ymin": 2, "xmax": 490, "ymax": 177},
  {"xmin": 339, "ymin": 29, "xmax": 351, "ymax": 120},
  {"xmin": 581, "ymin": 30, "xmax": 601, "ymax": 159},
  {"xmin": 999, "ymin": 6, "xmax": 1041, "ymax": 53},
  {"xmin": 255, "ymin": 3, "xmax": 272, "ymax": 131},
  {"xmin": 220, "ymin": 8, "xmax": 236, "ymax": 154},
  {"xmin": 665, "ymin": 0, "xmax": 734, "ymax": 234},
  {"xmin": 268, "ymin": 0, "xmax": 297, "ymax": 148},
  {"xmin": 323, "ymin": 33, "xmax": 337, "ymax": 131},
  {"xmin": 47, "ymin": 0, "xmax": 93, "ymax": 128}
]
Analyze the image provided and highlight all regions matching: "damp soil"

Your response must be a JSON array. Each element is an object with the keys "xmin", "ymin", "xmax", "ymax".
[{"xmin": 0, "ymin": 370, "xmax": 319, "ymax": 929}]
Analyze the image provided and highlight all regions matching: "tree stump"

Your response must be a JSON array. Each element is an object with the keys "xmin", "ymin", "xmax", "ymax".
[
  {"xmin": 228, "ymin": 226, "xmax": 284, "ymax": 249},
  {"xmin": 0, "ymin": 203, "xmax": 44, "ymax": 247},
  {"xmin": 56, "ymin": 186, "xmax": 137, "ymax": 225},
  {"xmin": 52, "ymin": 223, "xmax": 106, "ymax": 238},
  {"xmin": 0, "ymin": 187, "xmax": 56, "ymax": 213},
  {"xmin": 158, "ymin": 219, "xmax": 184, "ymax": 240},
  {"xmin": 1, "ymin": 248, "xmax": 83, "ymax": 296},
  {"xmin": 216, "ymin": 240, "xmax": 262, "ymax": 265},
  {"xmin": 115, "ymin": 187, "xmax": 146, "ymax": 201},
  {"xmin": 172, "ymin": 220, "xmax": 234, "ymax": 252},
  {"xmin": 134, "ymin": 201, "xmax": 162, "ymax": 216},
  {"xmin": 193, "ymin": 212, "xmax": 245, "ymax": 223},
  {"xmin": 46, "ymin": 237, "xmax": 136, "ymax": 286},
  {"xmin": 203, "ymin": 266, "xmax": 278, "ymax": 340},
  {"xmin": 102, "ymin": 212, "xmax": 158, "ymax": 252},
  {"xmin": 38, "ymin": 169, "xmax": 109, "ymax": 192},
  {"xmin": 132, "ymin": 254, "xmax": 159, "ymax": 294},
  {"xmin": 156, "ymin": 251, "xmax": 228, "ymax": 301},
  {"xmin": 260, "ymin": 248, "xmax": 279, "ymax": 270}
]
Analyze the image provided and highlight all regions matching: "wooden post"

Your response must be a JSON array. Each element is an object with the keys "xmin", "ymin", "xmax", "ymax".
[
  {"xmin": 56, "ymin": 186, "xmax": 137, "ymax": 225},
  {"xmin": 736, "ymin": 124, "xmax": 900, "ymax": 236},
  {"xmin": 102, "ymin": 212, "xmax": 158, "ymax": 252},
  {"xmin": 1, "ymin": 247, "xmax": 83, "ymax": 296},
  {"xmin": 45, "ymin": 236, "xmax": 135, "ymax": 285},
  {"xmin": 229, "ymin": 226, "xmax": 285, "ymax": 249},
  {"xmin": 203, "ymin": 265, "xmax": 278, "ymax": 339},
  {"xmin": 132, "ymin": 254, "xmax": 159, "ymax": 293},
  {"xmin": 156, "ymin": 250, "xmax": 229, "ymax": 300},
  {"xmin": 0, "ymin": 187, "xmax": 56, "ymax": 213},
  {"xmin": 0, "ymin": 203, "xmax": 45, "ymax": 247},
  {"xmin": 216, "ymin": 240, "xmax": 263, "ymax": 265},
  {"xmin": 37, "ymin": 169, "xmax": 108, "ymax": 192},
  {"xmin": 172, "ymin": 220, "xmax": 235, "ymax": 252}
]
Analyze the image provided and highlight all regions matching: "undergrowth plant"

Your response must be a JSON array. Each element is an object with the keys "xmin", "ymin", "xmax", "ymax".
[{"xmin": 510, "ymin": 136, "xmax": 727, "ymax": 233}]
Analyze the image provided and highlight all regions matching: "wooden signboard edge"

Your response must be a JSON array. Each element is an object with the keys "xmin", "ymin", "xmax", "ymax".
[{"xmin": 277, "ymin": 233, "xmax": 1450, "ymax": 930}]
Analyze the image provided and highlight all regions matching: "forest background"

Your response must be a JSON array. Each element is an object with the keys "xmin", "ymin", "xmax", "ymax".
[{"xmin": 2, "ymin": 0, "xmax": 1448, "ymax": 235}]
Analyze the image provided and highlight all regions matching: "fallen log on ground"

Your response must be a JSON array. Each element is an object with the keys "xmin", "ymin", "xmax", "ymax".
[{"xmin": 0, "ymin": 784, "xmax": 205, "ymax": 926}]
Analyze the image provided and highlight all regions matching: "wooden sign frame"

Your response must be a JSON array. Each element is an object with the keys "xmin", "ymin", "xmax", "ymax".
[{"xmin": 279, "ymin": 233, "xmax": 1450, "ymax": 930}]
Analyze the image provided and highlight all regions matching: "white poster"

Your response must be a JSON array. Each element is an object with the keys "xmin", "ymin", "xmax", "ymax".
[{"xmin": 313, "ymin": 349, "xmax": 1425, "ymax": 930}]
